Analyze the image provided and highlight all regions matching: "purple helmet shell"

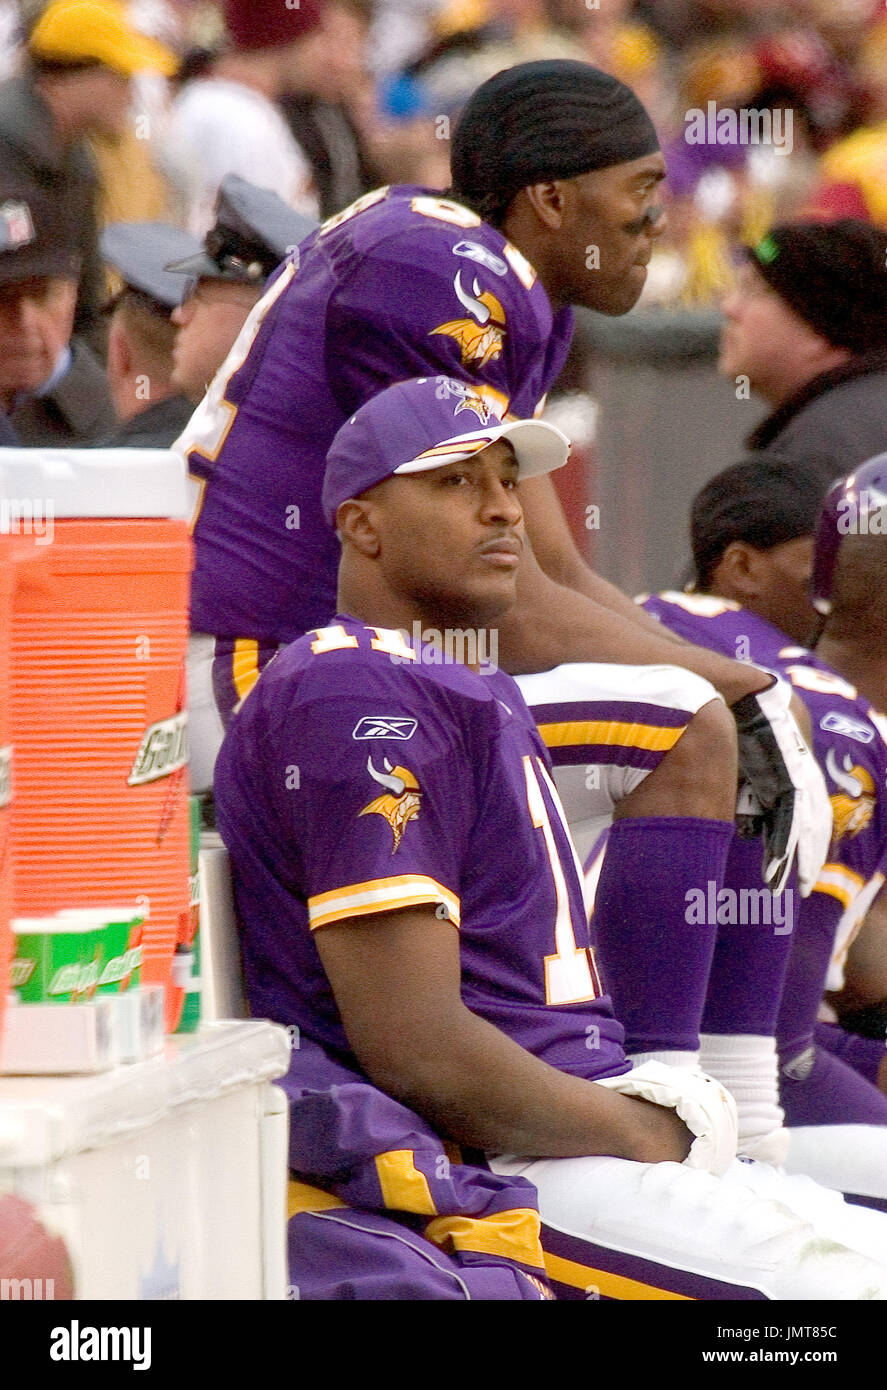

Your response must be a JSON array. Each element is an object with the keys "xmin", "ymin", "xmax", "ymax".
[{"xmin": 812, "ymin": 452, "xmax": 887, "ymax": 614}]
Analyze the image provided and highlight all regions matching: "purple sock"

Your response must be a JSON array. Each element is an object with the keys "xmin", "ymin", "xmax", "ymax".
[
  {"xmin": 591, "ymin": 816, "xmax": 734, "ymax": 1054},
  {"xmin": 776, "ymin": 891, "xmax": 843, "ymax": 1059},
  {"xmin": 700, "ymin": 834, "xmax": 796, "ymax": 1036},
  {"xmin": 814, "ymin": 1021, "xmax": 887, "ymax": 1090}
]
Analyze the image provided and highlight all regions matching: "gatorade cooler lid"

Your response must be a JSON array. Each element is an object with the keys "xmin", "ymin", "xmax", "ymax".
[{"xmin": 0, "ymin": 449, "xmax": 190, "ymax": 519}]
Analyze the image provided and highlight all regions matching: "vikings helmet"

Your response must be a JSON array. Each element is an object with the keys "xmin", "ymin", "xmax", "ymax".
[{"xmin": 812, "ymin": 453, "xmax": 887, "ymax": 615}]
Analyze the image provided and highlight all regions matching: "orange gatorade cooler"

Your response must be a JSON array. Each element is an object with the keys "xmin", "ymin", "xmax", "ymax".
[{"xmin": 2, "ymin": 449, "xmax": 193, "ymax": 1031}]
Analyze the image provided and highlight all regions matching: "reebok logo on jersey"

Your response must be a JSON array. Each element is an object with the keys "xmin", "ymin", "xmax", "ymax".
[
  {"xmin": 352, "ymin": 717, "xmax": 418, "ymax": 741},
  {"xmin": 820, "ymin": 710, "xmax": 874, "ymax": 744},
  {"xmin": 453, "ymin": 240, "xmax": 508, "ymax": 277}
]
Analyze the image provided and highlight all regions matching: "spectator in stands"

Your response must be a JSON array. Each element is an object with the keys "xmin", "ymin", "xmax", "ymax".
[
  {"xmin": 0, "ymin": 187, "xmax": 116, "ymax": 446},
  {"xmin": 161, "ymin": 0, "xmax": 321, "ymax": 235},
  {"xmin": 165, "ymin": 174, "xmax": 317, "ymax": 405},
  {"xmin": 279, "ymin": 0, "xmax": 383, "ymax": 219},
  {"xmin": 96, "ymin": 221, "xmax": 200, "ymax": 448},
  {"xmin": 0, "ymin": 0, "xmax": 178, "ymax": 344},
  {"xmin": 719, "ymin": 220, "xmax": 887, "ymax": 466}
]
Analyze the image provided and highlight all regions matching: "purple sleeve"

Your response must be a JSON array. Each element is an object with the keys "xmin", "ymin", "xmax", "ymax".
[
  {"xmin": 813, "ymin": 1021, "xmax": 886, "ymax": 1088},
  {"xmin": 274, "ymin": 674, "xmax": 476, "ymax": 933}
]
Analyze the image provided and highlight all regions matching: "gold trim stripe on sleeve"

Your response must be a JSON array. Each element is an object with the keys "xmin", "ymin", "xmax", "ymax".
[
  {"xmin": 308, "ymin": 874, "xmax": 461, "ymax": 930},
  {"xmin": 813, "ymin": 862, "xmax": 865, "ymax": 909},
  {"xmin": 537, "ymin": 719, "xmax": 686, "ymax": 754}
]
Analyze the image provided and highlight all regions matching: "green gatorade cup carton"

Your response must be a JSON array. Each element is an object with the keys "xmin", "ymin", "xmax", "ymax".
[
  {"xmin": 10, "ymin": 917, "xmax": 103, "ymax": 1002},
  {"xmin": 55, "ymin": 908, "xmax": 144, "ymax": 993}
]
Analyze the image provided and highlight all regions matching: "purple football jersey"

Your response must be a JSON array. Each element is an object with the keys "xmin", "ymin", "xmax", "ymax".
[
  {"xmin": 178, "ymin": 187, "xmax": 575, "ymax": 644},
  {"xmin": 215, "ymin": 617, "xmax": 628, "ymax": 1085},
  {"xmin": 642, "ymin": 591, "xmax": 887, "ymax": 899},
  {"xmin": 642, "ymin": 590, "xmax": 887, "ymax": 1057}
]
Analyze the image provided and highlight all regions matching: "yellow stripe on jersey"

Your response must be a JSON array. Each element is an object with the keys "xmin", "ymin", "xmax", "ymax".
[
  {"xmin": 537, "ymin": 719, "xmax": 686, "ymax": 754},
  {"xmin": 543, "ymin": 1251, "xmax": 692, "ymax": 1301},
  {"xmin": 308, "ymin": 875, "xmax": 461, "ymax": 930},
  {"xmin": 813, "ymin": 862, "xmax": 865, "ymax": 910},
  {"xmin": 425, "ymin": 1208, "xmax": 546, "ymax": 1272},
  {"xmin": 375, "ymin": 1150, "xmax": 438, "ymax": 1217},
  {"xmin": 287, "ymin": 1180, "xmax": 347, "ymax": 1217},
  {"xmin": 231, "ymin": 638, "xmax": 261, "ymax": 702}
]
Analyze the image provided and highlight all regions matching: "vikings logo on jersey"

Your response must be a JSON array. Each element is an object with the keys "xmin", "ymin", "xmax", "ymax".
[
  {"xmin": 431, "ymin": 271, "xmax": 507, "ymax": 369},
  {"xmin": 359, "ymin": 756, "xmax": 422, "ymax": 853},
  {"xmin": 826, "ymin": 747, "xmax": 876, "ymax": 842}
]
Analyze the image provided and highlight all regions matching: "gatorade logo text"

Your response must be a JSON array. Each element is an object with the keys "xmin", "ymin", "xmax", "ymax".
[
  {"xmin": 128, "ymin": 714, "xmax": 188, "ymax": 787},
  {"xmin": 0, "ymin": 744, "xmax": 12, "ymax": 808}
]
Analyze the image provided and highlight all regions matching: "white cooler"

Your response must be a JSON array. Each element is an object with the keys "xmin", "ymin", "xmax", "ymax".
[{"xmin": 0, "ymin": 1020, "xmax": 291, "ymax": 1300}]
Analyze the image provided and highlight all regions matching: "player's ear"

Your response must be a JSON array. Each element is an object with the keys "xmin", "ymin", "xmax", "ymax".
[
  {"xmin": 717, "ymin": 540, "xmax": 761, "ymax": 600},
  {"xmin": 522, "ymin": 181, "xmax": 567, "ymax": 230},
  {"xmin": 106, "ymin": 315, "xmax": 131, "ymax": 383},
  {"xmin": 336, "ymin": 498, "xmax": 381, "ymax": 558}
]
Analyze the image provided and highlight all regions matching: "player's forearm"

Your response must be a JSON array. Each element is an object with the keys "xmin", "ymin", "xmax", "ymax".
[
  {"xmin": 362, "ymin": 1004, "xmax": 691, "ymax": 1162},
  {"xmin": 547, "ymin": 550, "xmax": 686, "ymax": 636},
  {"xmin": 498, "ymin": 555, "xmax": 771, "ymax": 703}
]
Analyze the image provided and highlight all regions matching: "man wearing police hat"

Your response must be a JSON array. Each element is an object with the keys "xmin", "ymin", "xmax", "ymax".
[
  {"xmin": 166, "ymin": 174, "xmax": 316, "ymax": 403},
  {"xmin": 96, "ymin": 221, "xmax": 200, "ymax": 448},
  {"xmin": 1, "ymin": 187, "xmax": 115, "ymax": 446}
]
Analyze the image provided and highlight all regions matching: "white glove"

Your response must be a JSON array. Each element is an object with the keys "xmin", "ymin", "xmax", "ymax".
[
  {"xmin": 595, "ymin": 1060, "xmax": 738, "ymax": 1177},
  {"xmin": 732, "ymin": 676, "xmax": 832, "ymax": 897}
]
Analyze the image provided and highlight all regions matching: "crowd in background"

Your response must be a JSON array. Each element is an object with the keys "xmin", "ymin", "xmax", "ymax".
[{"xmin": 3, "ymin": 0, "xmax": 887, "ymax": 312}]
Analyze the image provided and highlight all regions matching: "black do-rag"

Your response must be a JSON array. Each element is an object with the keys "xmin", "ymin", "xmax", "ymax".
[
  {"xmin": 451, "ymin": 60, "xmax": 660, "ymax": 220},
  {"xmin": 749, "ymin": 219, "xmax": 887, "ymax": 355}
]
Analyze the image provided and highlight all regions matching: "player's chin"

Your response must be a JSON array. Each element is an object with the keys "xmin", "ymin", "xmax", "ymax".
[
  {"xmin": 463, "ymin": 570, "xmax": 519, "ymax": 625},
  {"xmin": 584, "ymin": 267, "xmax": 647, "ymax": 317}
]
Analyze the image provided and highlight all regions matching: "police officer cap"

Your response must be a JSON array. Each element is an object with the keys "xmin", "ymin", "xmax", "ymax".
[
  {"xmin": 165, "ymin": 176, "xmax": 317, "ymax": 284},
  {"xmin": 101, "ymin": 222, "xmax": 204, "ymax": 309}
]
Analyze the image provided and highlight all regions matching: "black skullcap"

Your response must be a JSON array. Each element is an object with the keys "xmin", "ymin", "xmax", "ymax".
[
  {"xmin": 749, "ymin": 220, "xmax": 887, "ymax": 355},
  {"xmin": 691, "ymin": 452, "xmax": 840, "ymax": 589},
  {"xmin": 451, "ymin": 60, "xmax": 660, "ymax": 222}
]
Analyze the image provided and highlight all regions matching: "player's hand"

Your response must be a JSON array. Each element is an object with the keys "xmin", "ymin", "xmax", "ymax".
[
  {"xmin": 730, "ymin": 676, "xmax": 832, "ymax": 897},
  {"xmin": 595, "ymin": 1062, "xmax": 738, "ymax": 1175}
]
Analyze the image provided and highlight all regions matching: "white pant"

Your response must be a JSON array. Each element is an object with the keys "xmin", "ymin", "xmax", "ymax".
[
  {"xmin": 515, "ymin": 663, "xmax": 720, "ymax": 861},
  {"xmin": 488, "ymin": 1152, "xmax": 887, "ymax": 1300},
  {"xmin": 186, "ymin": 633, "xmax": 226, "ymax": 796},
  {"xmin": 786, "ymin": 1125, "xmax": 887, "ymax": 1202}
]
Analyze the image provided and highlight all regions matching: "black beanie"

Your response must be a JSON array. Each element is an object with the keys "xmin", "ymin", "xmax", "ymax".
[
  {"xmin": 451, "ymin": 60, "xmax": 660, "ymax": 220},
  {"xmin": 691, "ymin": 452, "xmax": 840, "ymax": 589},
  {"xmin": 749, "ymin": 220, "xmax": 887, "ymax": 355}
]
